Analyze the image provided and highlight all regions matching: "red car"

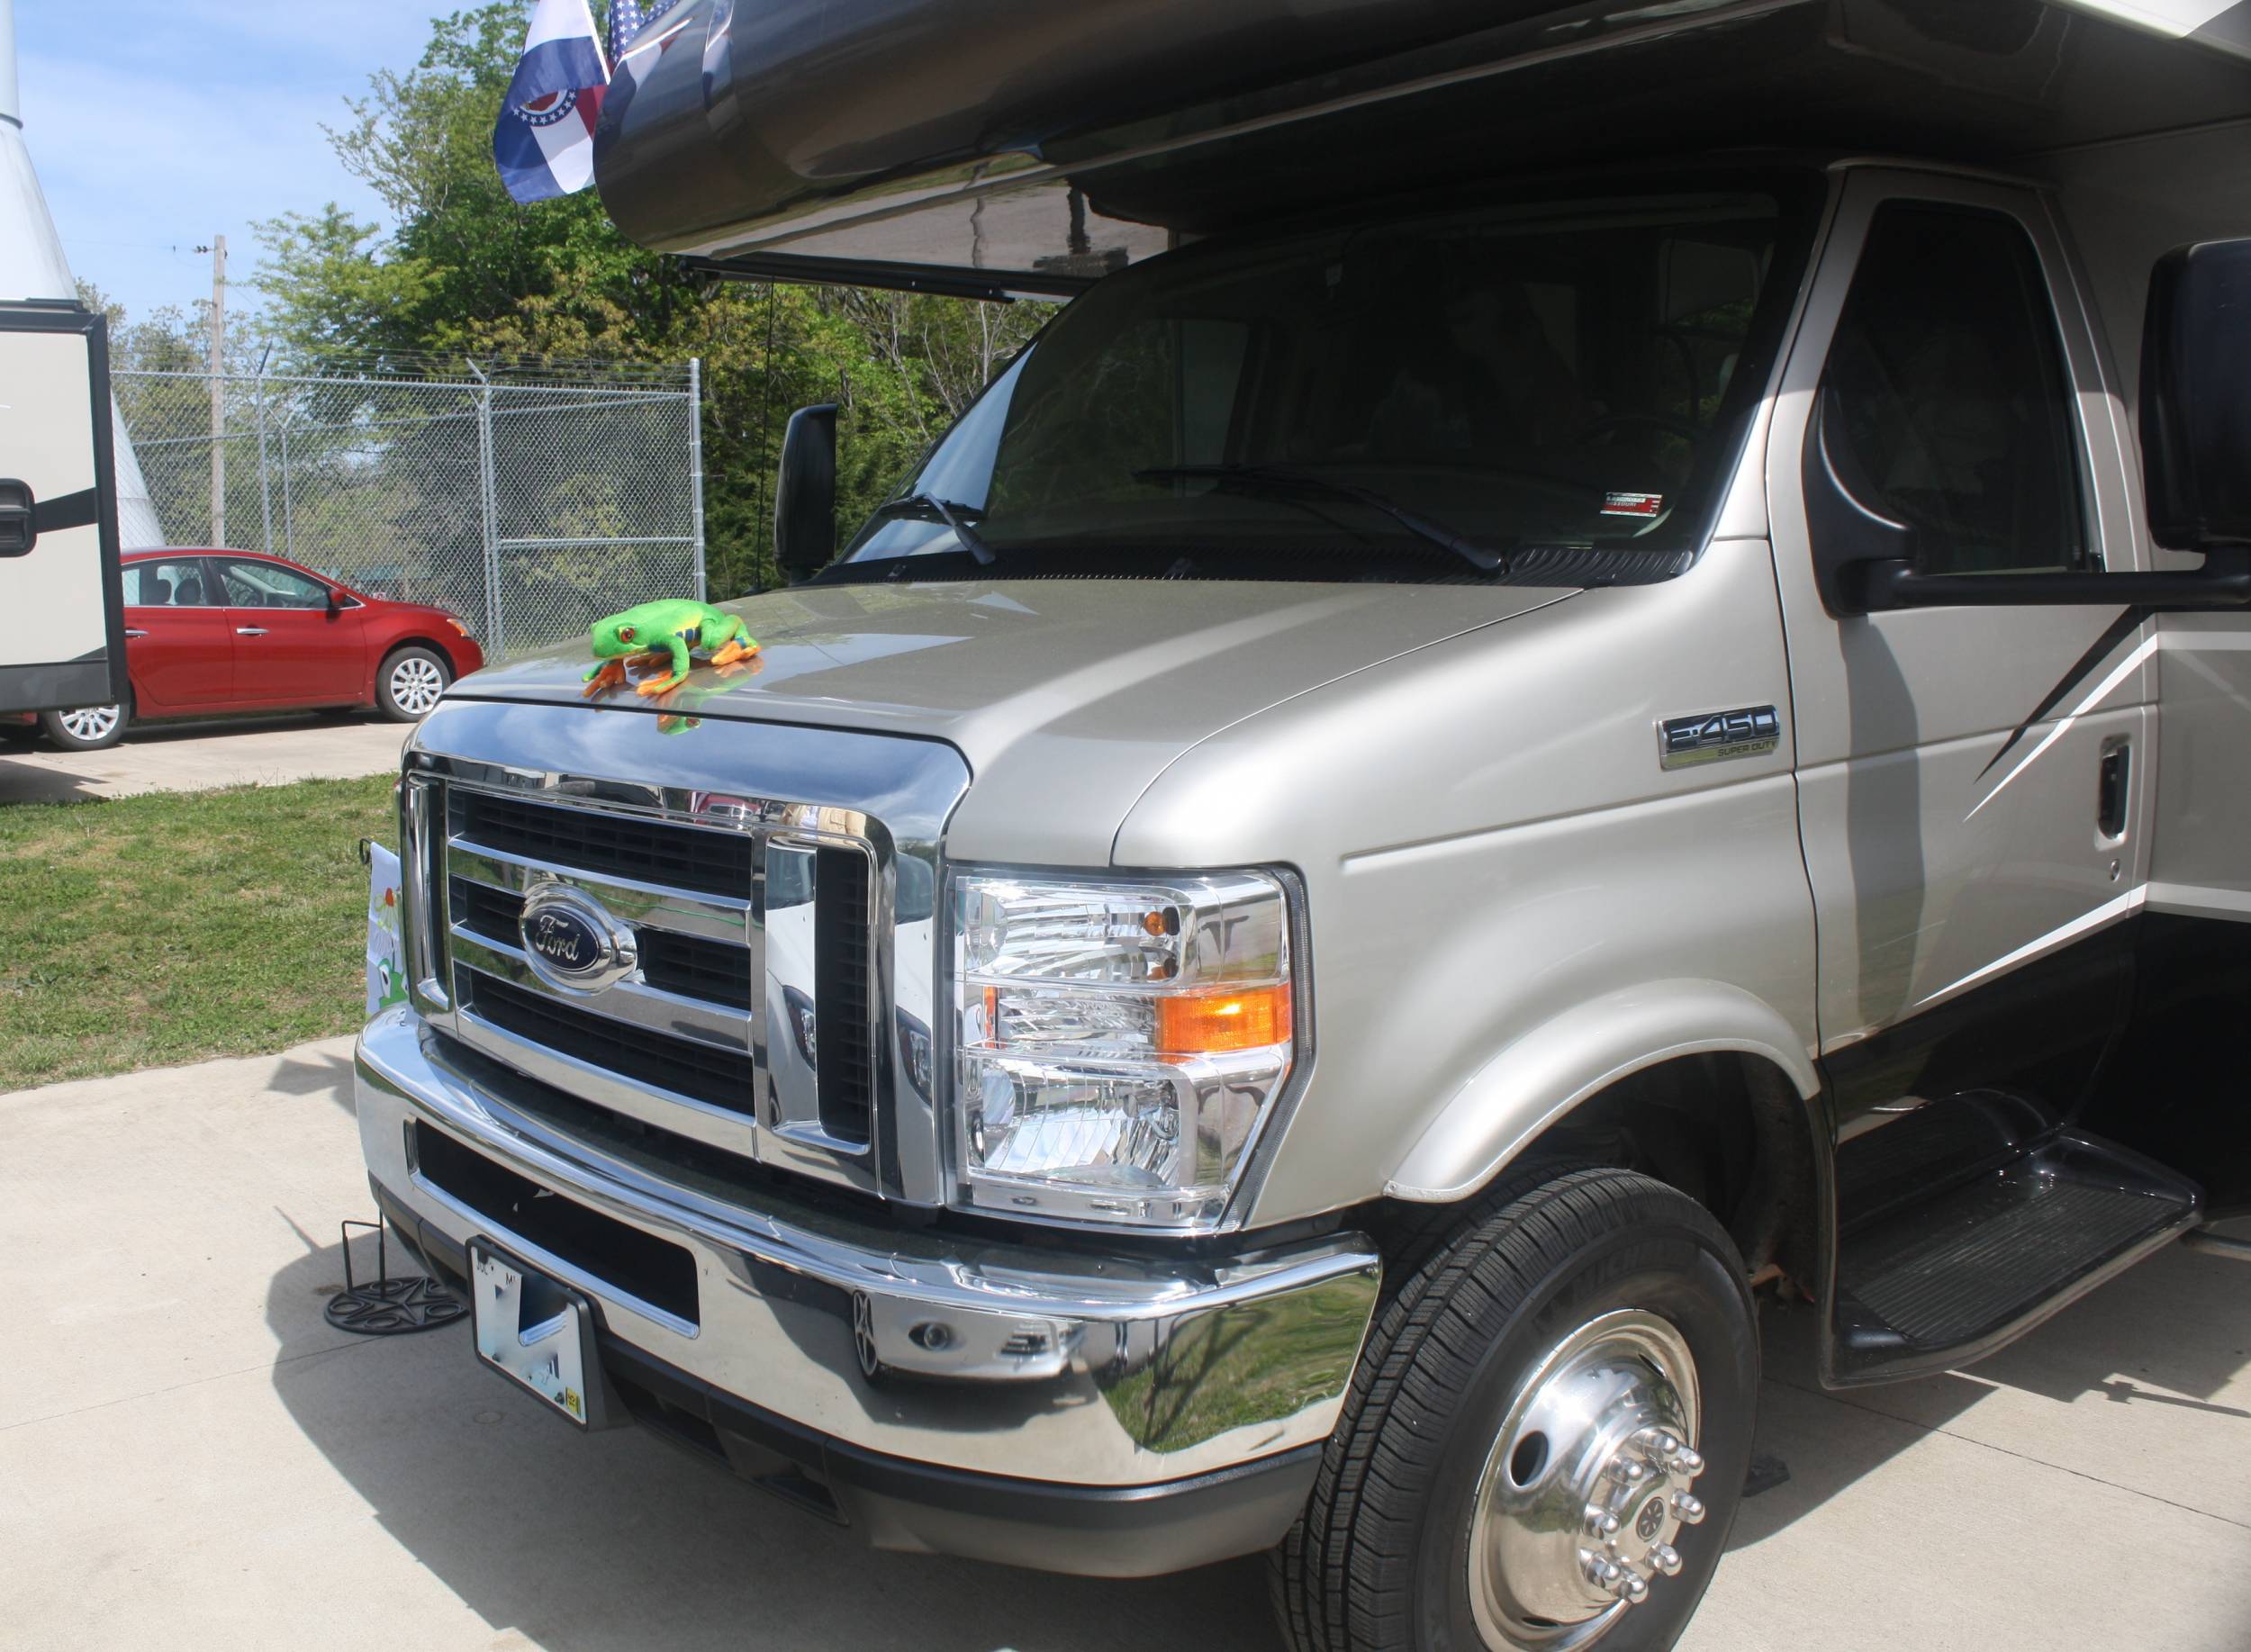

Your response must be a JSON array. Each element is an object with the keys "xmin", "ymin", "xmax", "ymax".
[{"xmin": 24, "ymin": 548, "xmax": 485, "ymax": 752}]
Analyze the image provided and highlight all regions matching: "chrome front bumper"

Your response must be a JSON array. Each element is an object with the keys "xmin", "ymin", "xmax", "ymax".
[{"xmin": 356, "ymin": 1007, "xmax": 1380, "ymax": 1500}]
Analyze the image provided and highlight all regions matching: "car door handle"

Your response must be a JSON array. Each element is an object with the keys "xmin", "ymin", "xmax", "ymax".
[
  {"xmin": 236, "ymin": 626, "xmax": 267, "ymax": 636},
  {"xmin": 124, "ymin": 627, "xmax": 147, "ymax": 638}
]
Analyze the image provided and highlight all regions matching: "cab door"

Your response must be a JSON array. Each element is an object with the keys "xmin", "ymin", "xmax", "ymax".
[
  {"xmin": 212, "ymin": 555, "xmax": 366, "ymax": 706},
  {"xmin": 1766, "ymin": 170, "xmax": 2153, "ymax": 1133},
  {"xmin": 121, "ymin": 556, "xmax": 235, "ymax": 709}
]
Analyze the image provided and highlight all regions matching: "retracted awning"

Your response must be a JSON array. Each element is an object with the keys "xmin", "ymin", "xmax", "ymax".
[{"xmin": 593, "ymin": 0, "xmax": 2251, "ymax": 298}]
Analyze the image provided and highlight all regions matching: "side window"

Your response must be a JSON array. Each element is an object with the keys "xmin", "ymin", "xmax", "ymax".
[
  {"xmin": 124, "ymin": 558, "xmax": 218, "ymax": 607},
  {"xmin": 217, "ymin": 557, "xmax": 329, "ymax": 609},
  {"xmin": 1819, "ymin": 203, "xmax": 2089, "ymax": 575}
]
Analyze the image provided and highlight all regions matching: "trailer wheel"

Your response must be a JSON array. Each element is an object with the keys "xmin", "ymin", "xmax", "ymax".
[
  {"xmin": 1272, "ymin": 1167, "xmax": 1758, "ymax": 1652},
  {"xmin": 39, "ymin": 700, "xmax": 130, "ymax": 752}
]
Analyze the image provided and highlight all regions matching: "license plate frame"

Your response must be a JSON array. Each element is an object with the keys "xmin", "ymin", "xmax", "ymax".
[{"xmin": 466, "ymin": 1239, "xmax": 606, "ymax": 1430}]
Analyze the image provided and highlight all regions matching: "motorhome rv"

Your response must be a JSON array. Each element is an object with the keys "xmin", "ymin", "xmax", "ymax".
[{"xmin": 357, "ymin": 3, "xmax": 2251, "ymax": 1646}]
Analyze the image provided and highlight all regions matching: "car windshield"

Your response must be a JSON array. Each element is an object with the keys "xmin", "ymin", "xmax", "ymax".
[{"xmin": 830, "ymin": 184, "xmax": 1813, "ymax": 584}]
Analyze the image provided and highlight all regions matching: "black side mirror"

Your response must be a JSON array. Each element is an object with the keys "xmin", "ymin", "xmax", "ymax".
[
  {"xmin": 2142, "ymin": 239, "xmax": 2251, "ymax": 552},
  {"xmin": 0, "ymin": 479, "xmax": 34, "ymax": 558},
  {"xmin": 325, "ymin": 585, "xmax": 342, "ymax": 614},
  {"xmin": 773, "ymin": 403, "xmax": 838, "ymax": 582}
]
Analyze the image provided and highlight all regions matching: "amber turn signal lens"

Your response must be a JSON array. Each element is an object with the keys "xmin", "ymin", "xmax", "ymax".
[{"xmin": 1154, "ymin": 985, "xmax": 1292, "ymax": 1053}]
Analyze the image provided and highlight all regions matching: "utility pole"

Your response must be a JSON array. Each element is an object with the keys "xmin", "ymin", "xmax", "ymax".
[{"xmin": 207, "ymin": 233, "xmax": 226, "ymax": 546}]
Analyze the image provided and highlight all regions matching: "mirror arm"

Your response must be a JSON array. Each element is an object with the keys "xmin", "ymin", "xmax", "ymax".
[{"xmin": 1844, "ymin": 549, "xmax": 2251, "ymax": 614}]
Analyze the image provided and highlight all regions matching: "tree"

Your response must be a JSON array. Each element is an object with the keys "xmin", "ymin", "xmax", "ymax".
[{"xmin": 249, "ymin": 3, "xmax": 1047, "ymax": 596}]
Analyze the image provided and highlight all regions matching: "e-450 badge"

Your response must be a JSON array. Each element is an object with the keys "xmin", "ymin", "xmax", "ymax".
[{"xmin": 1659, "ymin": 705, "xmax": 1782, "ymax": 770}]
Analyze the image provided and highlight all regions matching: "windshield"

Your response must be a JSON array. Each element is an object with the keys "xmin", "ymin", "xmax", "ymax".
[{"xmin": 832, "ymin": 184, "xmax": 1813, "ymax": 584}]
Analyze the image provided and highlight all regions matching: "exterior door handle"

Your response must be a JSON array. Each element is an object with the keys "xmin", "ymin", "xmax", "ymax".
[
  {"xmin": 2098, "ymin": 741, "xmax": 2131, "ymax": 839},
  {"xmin": 236, "ymin": 626, "xmax": 267, "ymax": 636},
  {"xmin": 124, "ymin": 627, "xmax": 148, "ymax": 638}
]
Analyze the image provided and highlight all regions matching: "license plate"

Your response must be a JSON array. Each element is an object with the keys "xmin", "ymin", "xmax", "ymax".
[{"xmin": 468, "ymin": 1241, "xmax": 599, "ymax": 1428}]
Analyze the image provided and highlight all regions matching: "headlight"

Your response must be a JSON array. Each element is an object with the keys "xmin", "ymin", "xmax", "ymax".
[{"xmin": 951, "ymin": 869, "xmax": 1298, "ymax": 1230}]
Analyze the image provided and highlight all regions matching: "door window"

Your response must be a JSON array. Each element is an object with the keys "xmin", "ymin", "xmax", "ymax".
[
  {"xmin": 216, "ymin": 557, "xmax": 330, "ymax": 609},
  {"xmin": 122, "ymin": 559, "xmax": 221, "ymax": 606},
  {"xmin": 1818, "ymin": 203, "xmax": 2089, "ymax": 575}
]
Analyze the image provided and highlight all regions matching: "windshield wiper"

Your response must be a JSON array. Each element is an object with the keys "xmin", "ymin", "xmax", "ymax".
[
  {"xmin": 871, "ymin": 492, "xmax": 996, "ymax": 564},
  {"xmin": 1134, "ymin": 464, "xmax": 1508, "ymax": 574}
]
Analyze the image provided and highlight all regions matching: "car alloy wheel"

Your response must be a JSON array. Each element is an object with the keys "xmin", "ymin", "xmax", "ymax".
[
  {"xmin": 57, "ymin": 704, "xmax": 122, "ymax": 745},
  {"xmin": 387, "ymin": 654, "xmax": 446, "ymax": 716}
]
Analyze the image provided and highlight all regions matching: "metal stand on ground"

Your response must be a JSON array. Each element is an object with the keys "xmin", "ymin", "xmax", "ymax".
[{"xmin": 324, "ymin": 1218, "xmax": 467, "ymax": 1335}]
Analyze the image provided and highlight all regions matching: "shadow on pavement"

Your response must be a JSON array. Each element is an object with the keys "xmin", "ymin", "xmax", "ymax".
[
  {"xmin": 0, "ymin": 752, "xmax": 104, "ymax": 805},
  {"xmin": 264, "ymin": 1207, "xmax": 2250, "ymax": 1647},
  {"xmin": 1730, "ymin": 1241, "xmax": 2251, "ymax": 1548},
  {"xmin": 264, "ymin": 1240, "xmax": 1279, "ymax": 1652},
  {"xmin": 267, "ymin": 1044, "xmax": 360, "ymax": 1111}
]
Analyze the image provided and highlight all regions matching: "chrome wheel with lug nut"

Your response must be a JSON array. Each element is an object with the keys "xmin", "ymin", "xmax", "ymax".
[
  {"xmin": 1270, "ymin": 1166, "xmax": 1758, "ymax": 1652},
  {"xmin": 1469, "ymin": 1309, "xmax": 1706, "ymax": 1647}
]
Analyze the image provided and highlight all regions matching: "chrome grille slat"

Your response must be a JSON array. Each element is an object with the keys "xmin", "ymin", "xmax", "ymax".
[
  {"xmin": 453, "ymin": 1003, "xmax": 763, "ymax": 1160},
  {"xmin": 447, "ymin": 840, "xmax": 751, "ymax": 944},
  {"xmin": 447, "ymin": 930, "xmax": 750, "ymax": 1051}
]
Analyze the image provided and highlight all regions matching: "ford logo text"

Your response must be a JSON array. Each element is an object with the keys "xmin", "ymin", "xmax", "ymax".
[{"xmin": 518, "ymin": 884, "xmax": 637, "ymax": 994}]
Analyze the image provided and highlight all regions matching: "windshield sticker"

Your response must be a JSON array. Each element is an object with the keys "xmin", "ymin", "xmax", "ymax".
[{"xmin": 1602, "ymin": 492, "xmax": 1667, "ymax": 519}]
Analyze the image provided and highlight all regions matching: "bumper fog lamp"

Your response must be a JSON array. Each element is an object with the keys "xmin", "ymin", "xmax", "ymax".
[{"xmin": 953, "ymin": 870, "xmax": 1297, "ymax": 1230}]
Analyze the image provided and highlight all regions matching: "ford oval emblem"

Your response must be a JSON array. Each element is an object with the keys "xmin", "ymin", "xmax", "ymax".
[{"xmin": 519, "ymin": 884, "xmax": 636, "ymax": 994}]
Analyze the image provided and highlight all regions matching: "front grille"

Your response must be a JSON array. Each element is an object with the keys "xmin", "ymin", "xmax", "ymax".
[
  {"xmin": 451, "ymin": 789, "xmax": 753, "ymax": 900},
  {"xmin": 814, "ymin": 846, "xmax": 875, "ymax": 1146},
  {"xmin": 462, "ymin": 970, "xmax": 757, "ymax": 1114},
  {"xmin": 433, "ymin": 779, "xmax": 887, "ymax": 1198}
]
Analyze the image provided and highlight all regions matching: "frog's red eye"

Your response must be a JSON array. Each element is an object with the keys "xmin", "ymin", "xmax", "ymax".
[{"xmin": 617, "ymin": 625, "xmax": 636, "ymax": 642}]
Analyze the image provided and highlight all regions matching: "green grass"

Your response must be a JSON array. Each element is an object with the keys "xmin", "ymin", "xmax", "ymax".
[{"xmin": 0, "ymin": 773, "xmax": 396, "ymax": 1090}]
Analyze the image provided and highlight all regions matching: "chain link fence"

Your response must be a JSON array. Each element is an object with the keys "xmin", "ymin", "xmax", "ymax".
[{"xmin": 112, "ymin": 357, "xmax": 704, "ymax": 661}]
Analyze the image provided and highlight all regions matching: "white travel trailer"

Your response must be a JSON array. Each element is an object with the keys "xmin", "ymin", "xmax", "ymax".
[
  {"xmin": 0, "ymin": 298, "xmax": 125, "ymax": 719},
  {"xmin": 0, "ymin": 1, "xmax": 127, "ymax": 719}
]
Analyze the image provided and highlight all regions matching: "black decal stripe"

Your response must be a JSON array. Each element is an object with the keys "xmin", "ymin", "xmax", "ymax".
[
  {"xmin": 1975, "ymin": 607, "xmax": 2150, "ymax": 781},
  {"xmin": 30, "ymin": 487, "xmax": 98, "ymax": 535}
]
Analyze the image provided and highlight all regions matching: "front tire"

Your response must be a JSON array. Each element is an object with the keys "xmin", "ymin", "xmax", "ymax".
[
  {"xmin": 377, "ymin": 646, "xmax": 449, "ymax": 721},
  {"xmin": 1273, "ymin": 1167, "xmax": 1758, "ymax": 1652},
  {"xmin": 40, "ymin": 701, "xmax": 131, "ymax": 752}
]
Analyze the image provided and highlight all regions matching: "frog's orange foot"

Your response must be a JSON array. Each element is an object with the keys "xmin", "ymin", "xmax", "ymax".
[
  {"xmin": 582, "ymin": 661, "xmax": 629, "ymax": 698},
  {"xmin": 636, "ymin": 673, "xmax": 689, "ymax": 698},
  {"xmin": 709, "ymin": 639, "xmax": 759, "ymax": 668}
]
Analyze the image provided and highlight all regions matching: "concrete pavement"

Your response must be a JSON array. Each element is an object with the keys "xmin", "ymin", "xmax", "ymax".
[
  {"xmin": 1, "ymin": 1038, "xmax": 2245, "ymax": 1651},
  {"xmin": 0, "ymin": 712, "xmax": 408, "ymax": 804}
]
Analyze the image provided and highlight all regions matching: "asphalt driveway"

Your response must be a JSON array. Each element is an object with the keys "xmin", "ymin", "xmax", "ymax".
[
  {"xmin": 0, "ymin": 1038, "xmax": 2245, "ymax": 1650},
  {"xmin": 0, "ymin": 712, "xmax": 408, "ymax": 804}
]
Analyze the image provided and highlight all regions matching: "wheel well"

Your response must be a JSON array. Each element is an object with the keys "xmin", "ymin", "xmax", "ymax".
[{"xmin": 1362, "ymin": 1053, "xmax": 1822, "ymax": 1288}]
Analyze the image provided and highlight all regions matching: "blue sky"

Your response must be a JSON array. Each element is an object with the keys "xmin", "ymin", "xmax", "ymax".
[{"xmin": 16, "ymin": 1, "xmax": 469, "ymax": 323}]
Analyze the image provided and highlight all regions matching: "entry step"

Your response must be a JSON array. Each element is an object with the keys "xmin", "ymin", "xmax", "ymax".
[{"xmin": 1831, "ymin": 1129, "xmax": 2201, "ymax": 1385}]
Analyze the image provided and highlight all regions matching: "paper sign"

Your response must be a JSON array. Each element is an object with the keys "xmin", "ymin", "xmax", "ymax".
[{"xmin": 367, "ymin": 842, "xmax": 409, "ymax": 1017}]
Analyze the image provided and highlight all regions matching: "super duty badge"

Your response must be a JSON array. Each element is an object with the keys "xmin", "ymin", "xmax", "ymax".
[{"xmin": 1659, "ymin": 705, "xmax": 1781, "ymax": 771}]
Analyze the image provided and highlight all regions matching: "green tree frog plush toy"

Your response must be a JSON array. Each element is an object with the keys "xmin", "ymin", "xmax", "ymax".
[{"xmin": 583, "ymin": 600, "xmax": 759, "ymax": 698}]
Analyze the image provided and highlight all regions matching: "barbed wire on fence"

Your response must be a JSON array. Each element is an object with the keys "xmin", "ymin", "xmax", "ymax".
[{"xmin": 113, "ymin": 357, "xmax": 705, "ymax": 661}]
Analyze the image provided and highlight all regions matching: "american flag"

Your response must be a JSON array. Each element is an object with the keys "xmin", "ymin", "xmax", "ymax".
[{"xmin": 608, "ymin": 0, "xmax": 683, "ymax": 61}]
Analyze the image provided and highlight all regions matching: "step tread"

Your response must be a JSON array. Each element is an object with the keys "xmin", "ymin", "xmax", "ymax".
[{"xmin": 1840, "ymin": 1169, "xmax": 2187, "ymax": 1352}]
